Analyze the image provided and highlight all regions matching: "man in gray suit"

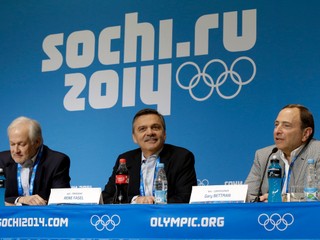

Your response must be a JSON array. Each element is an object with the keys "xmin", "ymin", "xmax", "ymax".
[{"xmin": 245, "ymin": 104, "xmax": 320, "ymax": 202}]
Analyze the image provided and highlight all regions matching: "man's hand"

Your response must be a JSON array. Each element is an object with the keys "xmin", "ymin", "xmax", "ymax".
[
  {"xmin": 135, "ymin": 196, "xmax": 154, "ymax": 204},
  {"xmin": 259, "ymin": 193, "xmax": 268, "ymax": 202},
  {"xmin": 17, "ymin": 194, "xmax": 47, "ymax": 205}
]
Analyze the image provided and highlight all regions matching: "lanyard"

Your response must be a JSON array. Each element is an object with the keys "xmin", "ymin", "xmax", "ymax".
[
  {"xmin": 139, "ymin": 157, "xmax": 160, "ymax": 196},
  {"xmin": 17, "ymin": 145, "xmax": 43, "ymax": 196},
  {"xmin": 284, "ymin": 158, "xmax": 297, "ymax": 193},
  {"xmin": 284, "ymin": 143, "xmax": 309, "ymax": 193}
]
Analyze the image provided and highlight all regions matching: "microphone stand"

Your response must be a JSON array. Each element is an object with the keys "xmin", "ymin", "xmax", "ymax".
[{"xmin": 253, "ymin": 147, "xmax": 278, "ymax": 202}]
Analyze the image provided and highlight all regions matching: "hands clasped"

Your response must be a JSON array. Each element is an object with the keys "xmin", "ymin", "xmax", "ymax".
[
  {"xmin": 17, "ymin": 194, "xmax": 47, "ymax": 206},
  {"xmin": 135, "ymin": 196, "xmax": 155, "ymax": 204}
]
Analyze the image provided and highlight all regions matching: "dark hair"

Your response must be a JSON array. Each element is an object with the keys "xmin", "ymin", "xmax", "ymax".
[
  {"xmin": 282, "ymin": 104, "xmax": 315, "ymax": 141},
  {"xmin": 132, "ymin": 108, "xmax": 166, "ymax": 133}
]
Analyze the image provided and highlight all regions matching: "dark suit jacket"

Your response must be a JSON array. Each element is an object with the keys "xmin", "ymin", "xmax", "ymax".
[
  {"xmin": 102, "ymin": 144, "xmax": 197, "ymax": 204},
  {"xmin": 0, "ymin": 145, "xmax": 71, "ymax": 204}
]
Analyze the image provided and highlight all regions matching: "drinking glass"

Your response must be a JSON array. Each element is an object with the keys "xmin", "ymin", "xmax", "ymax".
[{"xmin": 288, "ymin": 186, "xmax": 305, "ymax": 202}]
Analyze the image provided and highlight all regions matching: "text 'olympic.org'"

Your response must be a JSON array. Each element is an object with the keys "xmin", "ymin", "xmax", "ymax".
[{"xmin": 150, "ymin": 216, "xmax": 224, "ymax": 228}]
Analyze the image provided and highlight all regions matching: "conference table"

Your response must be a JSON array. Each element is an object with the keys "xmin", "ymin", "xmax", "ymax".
[{"xmin": 0, "ymin": 202, "xmax": 319, "ymax": 239}]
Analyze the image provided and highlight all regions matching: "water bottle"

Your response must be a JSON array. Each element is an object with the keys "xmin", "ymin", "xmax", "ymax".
[
  {"xmin": 154, "ymin": 163, "xmax": 168, "ymax": 204},
  {"xmin": 268, "ymin": 157, "xmax": 282, "ymax": 202},
  {"xmin": 0, "ymin": 168, "xmax": 5, "ymax": 206},
  {"xmin": 304, "ymin": 159, "xmax": 318, "ymax": 201},
  {"xmin": 113, "ymin": 158, "xmax": 129, "ymax": 204}
]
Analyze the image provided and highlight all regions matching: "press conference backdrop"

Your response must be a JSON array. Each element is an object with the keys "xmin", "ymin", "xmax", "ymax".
[{"xmin": 0, "ymin": 1, "xmax": 319, "ymax": 189}]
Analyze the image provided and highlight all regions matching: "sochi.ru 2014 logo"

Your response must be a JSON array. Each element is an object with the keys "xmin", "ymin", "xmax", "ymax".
[
  {"xmin": 258, "ymin": 213, "xmax": 294, "ymax": 231},
  {"xmin": 90, "ymin": 214, "xmax": 121, "ymax": 231}
]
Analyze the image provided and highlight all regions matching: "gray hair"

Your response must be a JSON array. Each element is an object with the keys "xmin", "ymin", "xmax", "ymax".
[{"xmin": 8, "ymin": 116, "xmax": 43, "ymax": 144}]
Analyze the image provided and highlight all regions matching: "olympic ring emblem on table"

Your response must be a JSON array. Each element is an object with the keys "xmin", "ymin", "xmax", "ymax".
[
  {"xmin": 197, "ymin": 179, "xmax": 209, "ymax": 186},
  {"xmin": 90, "ymin": 214, "xmax": 121, "ymax": 231},
  {"xmin": 258, "ymin": 213, "xmax": 294, "ymax": 231},
  {"xmin": 176, "ymin": 56, "xmax": 256, "ymax": 101}
]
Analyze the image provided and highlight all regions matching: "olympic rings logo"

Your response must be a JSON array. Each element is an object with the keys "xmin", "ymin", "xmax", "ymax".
[
  {"xmin": 258, "ymin": 213, "xmax": 294, "ymax": 231},
  {"xmin": 197, "ymin": 179, "xmax": 209, "ymax": 186},
  {"xmin": 176, "ymin": 56, "xmax": 256, "ymax": 101},
  {"xmin": 90, "ymin": 214, "xmax": 121, "ymax": 231}
]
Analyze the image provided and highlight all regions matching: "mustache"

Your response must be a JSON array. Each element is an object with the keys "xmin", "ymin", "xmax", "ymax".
[{"xmin": 144, "ymin": 136, "xmax": 157, "ymax": 142}]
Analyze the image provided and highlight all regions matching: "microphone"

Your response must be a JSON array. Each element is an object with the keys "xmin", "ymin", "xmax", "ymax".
[{"xmin": 252, "ymin": 147, "xmax": 278, "ymax": 202}]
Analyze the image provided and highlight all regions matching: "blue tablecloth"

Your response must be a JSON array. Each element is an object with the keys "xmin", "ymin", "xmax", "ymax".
[{"xmin": 0, "ymin": 202, "xmax": 319, "ymax": 239}]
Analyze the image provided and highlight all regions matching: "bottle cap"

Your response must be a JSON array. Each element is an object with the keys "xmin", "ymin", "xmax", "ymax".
[
  {"xmin": 307, "ymin": 159, "xmax": 315, "ymax": 164},
  {"xmin": 119, "ymin": 158, "xmax": 126, "ymax": 164}
]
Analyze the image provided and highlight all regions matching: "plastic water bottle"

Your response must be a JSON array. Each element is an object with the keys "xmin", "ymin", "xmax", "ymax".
[
  {"xmin": 0, "ymin": 168, "xmax": 5, "ymax": 206},
  {"xmin": 113, "ymin": 158, "xmax": 129, "ymax": 204},
  {"xmin": 268, "ymin": 157, "xmax": 282, "ymax": 202},
  {"xmin": 304, "ymin": 159, "xmax": 318, "ymax": 201},
  {"xmin": 154, "ymin": 163, "xmax": 167, "ymax": 204}
]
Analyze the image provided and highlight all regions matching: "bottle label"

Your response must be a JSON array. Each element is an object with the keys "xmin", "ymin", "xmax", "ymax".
[
  {"xmin": 268, "ymin": 168, "xmax": 281, "ymax": 178},
  {"xmin": 268, "ymin": 178, "xmax": 282, "ymax": 202},
  {"xmin": 115, "ymin": 174, "xmax": 129, "ymax": 184},
  {"xmin": 154, "ymin": 190, "xmax": 167, "ymax": 204},
  {"xmin": 304, "ymin": 188, "xmax": 318, "ymax": 201},
  {"xmin": 0, "ymin": 179, "xmax": 5, "ymax": 188}
]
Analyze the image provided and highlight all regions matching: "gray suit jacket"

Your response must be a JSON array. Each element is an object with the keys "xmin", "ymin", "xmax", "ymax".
[{"xmin": 245, "ymin": 139, "xmax": 320, "ymax": 202}]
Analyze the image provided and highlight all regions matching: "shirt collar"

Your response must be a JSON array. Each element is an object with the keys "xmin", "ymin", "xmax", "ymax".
[
  {"xmin": 279, "ymin": 144, "xmax": 305, "ymax": 164},
  {"xmin": 141, "ymin": 148, "xmax": 163, "ymax": 164},
  {"xmin": 21, "ymin": 147, "xmax": 40, "ymax": 168}
]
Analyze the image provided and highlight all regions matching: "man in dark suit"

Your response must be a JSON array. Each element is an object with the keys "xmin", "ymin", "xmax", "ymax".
[
  {"xmin": 0, "ymin": 116, "xmax": 71, "ymax": 206},
  {"xmin": 102, "ymin": 108, "xmax": 197, "ymax": 204}
]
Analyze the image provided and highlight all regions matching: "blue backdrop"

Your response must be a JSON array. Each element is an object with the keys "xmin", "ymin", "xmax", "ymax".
[{"xmin": 0, "ymin": 0, "xmax": 319, "ymax": 189}]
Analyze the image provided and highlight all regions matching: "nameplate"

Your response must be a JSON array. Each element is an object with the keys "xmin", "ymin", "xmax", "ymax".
[
  {"xmin": 48, "ymin": 188, "xmax": 103, "ymax": 205},
  {"xmin": 189, "ymin": 184, "xmax": 248, "ymax": 204}
]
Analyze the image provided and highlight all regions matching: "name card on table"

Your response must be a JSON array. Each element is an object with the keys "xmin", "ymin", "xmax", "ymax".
[
  {"xmin": 189, "ymin": 184, "xmax": 248, "ymax": 204},
  {"xmin": 48, "ymin": 187, "xmax": 103, "ymax": 205}
]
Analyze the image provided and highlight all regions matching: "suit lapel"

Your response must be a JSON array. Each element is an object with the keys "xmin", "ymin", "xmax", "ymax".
[
  {"xmin": 32, "ymin": 145, "xmax": 47, "ymax": 193},
  {"xmin": 127, "ymin": 149, "xmax": 143, "ymax": 195},
  {"xmin": 291, "ymin": 149, "xmax": 307, "ymax": 185},
  {"xmin": 8, "ymin": 159, "xmax": 19, "ymax": 193}
]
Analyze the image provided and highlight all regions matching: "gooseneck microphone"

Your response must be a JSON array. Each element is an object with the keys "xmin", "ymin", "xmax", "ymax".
[{"xmin": 253, "ymin": 147, "xmax": 278, "ymax": 202}]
